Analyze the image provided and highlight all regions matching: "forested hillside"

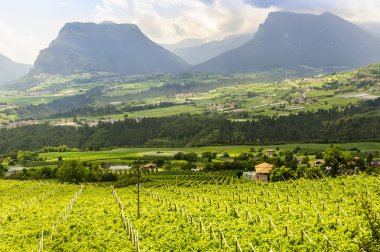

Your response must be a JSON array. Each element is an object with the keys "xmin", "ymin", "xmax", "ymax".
[{"xmin": 0, "ymin": 99, "xmax": 378, "ymax": 154}]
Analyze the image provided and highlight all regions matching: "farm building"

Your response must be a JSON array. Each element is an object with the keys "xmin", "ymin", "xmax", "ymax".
[
  {"xmin": 242, "ymin": 171, "xmax": 256, "ymax": 180},
  {"xmin": 4, "ymin": 166, "xmax": 25, "ymax": 177},
  {"xmin": 313, "ymin": 160, "xmax": 324, "ymax": 166},
  {"xmin": 109, "ymin": 165, "xmax": 131, "ymax": 172},
  {"xmin": 265, "ymin": 150, "xmax": 275, "ymax": 157},
  {"xmin": 143, "ymin": 162, "xmax": 157, "ymax": 168},
  {"xmin": 371, "ymin": 160, "xmax": 380, "ymax": 167},
  {"xmin": 255, "ymin": 162, "xmax": 274, "ymax": 182}
]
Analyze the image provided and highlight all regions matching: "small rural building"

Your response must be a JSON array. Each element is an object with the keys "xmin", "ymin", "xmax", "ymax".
[
  {"xmin": 265, "ymin": 150, "xmax": 275, "ymax": 157},
  {"xmin": 4, "ymin": 166, "xmax": 25, "ymax": 177},
  {"xmin": 313, "ymin": 160, "xmax": 324, "ymax": 167},
  {"xmin": 143, "ymin": 162, "xmax": 157, "ymax": 169},
  {"xmin": 255, "ymin": 162, "xmax": 273, "ymax": 182},
  {"xmin": 109, "ymin": 165, "xmax": 131, "ymax": 172},
  {"xmin": 242, "ymin": 171, "xmax": 256, "ymax": 180},
  {"xmin": 371, "ymin": 160, "xmax": 380, "ymax": 167}
]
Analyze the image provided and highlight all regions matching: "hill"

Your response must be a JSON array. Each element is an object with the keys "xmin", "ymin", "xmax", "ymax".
[
  {"xmin": 172, "ymin": 33, "xmax": 253, "ymax": 65},
  {"xmin": 195, "ymin": 12, "xmax": 380, "ymax": 73},
  {"xmin": 32, "ymin": 22, "xmax": 189, "ymax": 75},
  {"xmin": 0, "ymin": 54, "xmax": 32, "ymax": 86}
]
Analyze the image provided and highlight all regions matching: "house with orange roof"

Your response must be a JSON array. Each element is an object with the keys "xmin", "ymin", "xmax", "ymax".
[
  {"xmin": 142, "ymin": 162, "xmax": 157, "ymax": 169},
  {"xmin": 255, "ymin": 162, "xmax": 274, "ymax": 182}
]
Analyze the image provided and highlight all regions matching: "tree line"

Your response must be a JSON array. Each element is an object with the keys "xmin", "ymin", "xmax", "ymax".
[{"xmin": 0, "ymin": 99, "xmax": 378, "ymax": 154}]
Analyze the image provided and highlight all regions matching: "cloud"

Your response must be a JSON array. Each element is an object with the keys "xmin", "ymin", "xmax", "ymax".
[
  {"xmin": 243, "ymin": 0, "xmax": 380, "ymax": 22},
  {"xmin": 94, "ymin": 0, "xmax": 277, "ymax": 44},
  {"xmin": 0, "ymin": 22, "xmax": 41, "ymax": 64}
]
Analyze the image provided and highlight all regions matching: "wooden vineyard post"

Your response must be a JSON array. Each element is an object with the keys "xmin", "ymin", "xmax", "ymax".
[
  {"xmin": 38, "ymin": 229, "xmax": 44, "ymax": 252},
  {"xmin": 301, "ymin": 230, "xmax": 313, "ymax": 244},
  {"xmin": 246, "ymin": 209, "xmax": 248, "ymax": 221},
  {"xmin": 137, "ymin": 165, "xmax": 140, "ymax": 219},
  {"xmin": 337, "ymin": 203, "xmax": 340, "ymax": 217},
  {"xmin": 235, "ymin": 236, "xmax": 243, "ymax": 252},
  {"xmin": 285, "ymin": 226, "xmax": 288, "ymax": 237},
  {"xmin": 220, "ymin": 230, "xmax": 223, "ymax": 248},
  {"xmin": 219, "ymin": 228, "xmax": 228, "ymax": 248},
  {"xmin": 257, "ymin": 213, "xmax": 263, "ymax": 223},
  {"xmin": 250, "ymin": 243, "xmax": 256, "ymax": 252},
  {"xmin": 135, "ymin": 230, "xmax": 140, "ymax": 252},
  {"xmin": 268, "ymin": 215, "xmax": 278, "ymax": 232},
  {"xmin": 233, "ymin": 205, "xmax": 240, "ymax": 218},
  {"xmin": 210, "ymin": 223, "xmax": 216, "ymax": 240},
  {"xmin": 200, "ymin": 217, "xmax": 206, "ymax": 235},
  {"xmin": 323, "ymin": 234, "xmax": 335, "ymax": 250}
]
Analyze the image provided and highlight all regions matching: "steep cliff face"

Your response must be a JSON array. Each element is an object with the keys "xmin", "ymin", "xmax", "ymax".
[
  {"xmin": 33, "ymin": 22, "xmax": 189, "ymax": 75},
  {"xmin": 195, "ymin": 12, "xmax": 380, "ymax": 73}
]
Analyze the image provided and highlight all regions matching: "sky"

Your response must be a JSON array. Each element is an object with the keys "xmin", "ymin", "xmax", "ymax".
[{"xmin": 0, "ymin": 0, "xmax": 380, "ymax": 64}]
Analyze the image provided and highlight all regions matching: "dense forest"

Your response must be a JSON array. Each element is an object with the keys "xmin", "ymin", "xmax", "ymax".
[{"xmin": 0, "ymin": 99, "xmax": 378, "ymax": 154}]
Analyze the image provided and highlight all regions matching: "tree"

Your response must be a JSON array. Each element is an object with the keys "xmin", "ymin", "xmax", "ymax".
[
  {"xmin": 367, "ymin": 153, "xmax": 374, "ymax": 165},
  {"xmin": 284, "ymin": 152, "xmax": 297, "ymax": 170},
  {"xmin": 0, "ymin": 163, "xmax": 4, "ymax": 178},
  {"xmin": 173, "ymin": 152, "xmax": 184, "ymax": 160},
  {"xmin": 323, "ymin": 145, "xmax": 345, "ymax": 177},
  {"xmin": 270, "ymin": 166, "xmax": 296, "ymax": 182},
  {"xmin": 57, "ymin": 159, "xmax": 86, "ymax": 184},
  {"xmin": 301, "ymin": 156, "xmax": 310, "ymax": 164},
  {"xmin": 202, "ymin": 152, "xmax": 217, "ymax": 162},
  {"xmin": 222, "ymin": 152, "xmax": 230, "ymax": 158},
  {"xmin": 183, "ymin": 153, "xmax": 198, "ymax": 163}
]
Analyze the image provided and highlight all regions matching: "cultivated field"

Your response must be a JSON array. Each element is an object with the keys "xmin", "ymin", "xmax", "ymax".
[{"xmin": 1, "ymin": 173, "xmax": 379, "ymax": 251}]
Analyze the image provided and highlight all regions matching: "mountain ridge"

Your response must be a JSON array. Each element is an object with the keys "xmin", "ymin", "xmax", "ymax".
[
  {"xmin": 171, "ymin": 33, "xmax": 253, "ymax": 65},
  {"xmin": 0, "ymin": 54, "xmax": 32, "ymax": 86},
  {"xmin": 194, "ymin": 11, "xmax": 380, "ymax": 73},
  {"xmin": 32, "ymin": 22, "xmax": 189, "ymax": 75}
]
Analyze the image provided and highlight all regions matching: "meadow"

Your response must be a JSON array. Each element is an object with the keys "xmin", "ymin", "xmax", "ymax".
[
  {"xmin": 39, "ymin": 142, "xmax": 380, "ymax": 163},
  {"xmin": 1, "ymin": 65, "xmax": 378, "ymax": 126}
]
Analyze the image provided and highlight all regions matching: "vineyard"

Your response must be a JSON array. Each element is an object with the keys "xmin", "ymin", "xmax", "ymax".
[{"xmin": 1, "ymin": 172, "xmax": 379, "ymax": 251}]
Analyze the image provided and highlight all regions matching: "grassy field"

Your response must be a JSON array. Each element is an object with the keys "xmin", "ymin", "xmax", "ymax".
[{"xmin": 40, "ymin": 142, "xmax": 380, "ymax": 162}]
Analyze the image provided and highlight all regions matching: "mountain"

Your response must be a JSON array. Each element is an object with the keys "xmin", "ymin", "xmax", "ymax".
[
  {"xmin": 32, "ymin": 22, "xmax": 189, "ymax": 75},
  {"xmin": 172, "ymin": 33, "xmax": 253, "ymax": 65},
  {"xmin": 195, "ymin": 12, "xmax": 380, "ymax": 73},
  {"xmin": 0, "ymin": 54, "xmax": 32, "ymax": 85},
  {"xmin": 161, "ymin": 38, "xmax": 206, "ymax": 51},
  {"xmin": 357, "ymin": 22, "xmax": 380, "ymax": 38}
]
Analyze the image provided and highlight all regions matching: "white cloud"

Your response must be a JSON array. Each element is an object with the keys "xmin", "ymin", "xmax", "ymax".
[
  {"xmin": 94, "ymin": 0, "xmax": 277, "ymax": 44},
  {"xmin": 244, "ymin": 0, "xmax": 380, "ymax": 23},
  {"xmin": 0, "ymin": 22, "xmax": 41, "ymax": 64}
]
